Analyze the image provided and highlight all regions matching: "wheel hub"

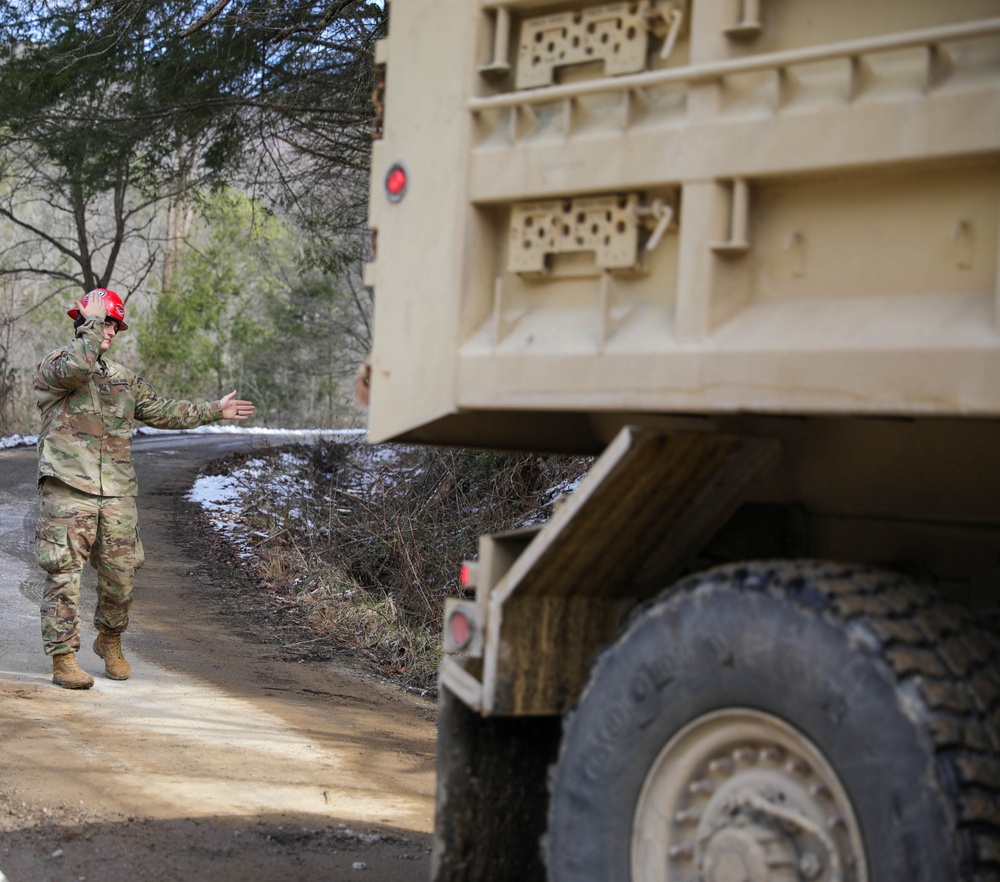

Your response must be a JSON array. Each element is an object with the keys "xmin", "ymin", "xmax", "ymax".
[
  {"xmin": 701, "ymin": 822, "xmax": 797, "ymax": 882},
  {"xmin": 631, "ymin": 709, "xmax": 866, "ymax": 882}
]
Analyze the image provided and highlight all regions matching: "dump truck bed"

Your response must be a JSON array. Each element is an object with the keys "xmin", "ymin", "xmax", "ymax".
[{"xmin": 366, "ymin": 1, "xmax": 1000, "ymax": 450}]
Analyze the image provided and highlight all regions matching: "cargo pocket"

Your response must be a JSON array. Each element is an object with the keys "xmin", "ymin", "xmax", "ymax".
[
  {"xmin": 134, "ymin": 527, "xmax": 145, "ymax": 571},
  {"xmin": 35, "ymin": 523, "xmax": 72, "ymax": 574}
]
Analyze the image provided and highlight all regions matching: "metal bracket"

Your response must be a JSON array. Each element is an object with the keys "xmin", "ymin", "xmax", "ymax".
[
  {"xmin": 508, "ymin": 194, "xmax": 641, "ymax": 274},
  {"xmin": 440, "ymin": 656, "xmax": 484, "ymax": 712},
  {"xmin": 507, "ymin": 193, "xmax": 677, "ymax": 277},
  {"xmin": 516, "ymin": 1, "xmax": 656, "ymax": 90},
  {"xmin": 724, "ymin": 0, "xmax": 763, "ymax": 41},
  {"xmin": 479, "ymin": 6, "xmax": 513, "ymax": 79},
  {"xmin": 711, "ymin": 178, "xmax": 751, "ymax": 258}
]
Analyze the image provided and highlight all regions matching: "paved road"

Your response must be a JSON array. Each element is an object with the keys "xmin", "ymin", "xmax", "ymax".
[
  {"xmin": 2, "ymin": 431, "xmax": 319, "ymax": 697},
  {"xmin": 0, "ymin": 433, "xmax": 287, "ymax": 685}
]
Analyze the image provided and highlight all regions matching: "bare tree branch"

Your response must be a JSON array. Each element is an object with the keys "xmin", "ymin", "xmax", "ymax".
[{"xmin": 180, "ymin": 0, "xmax": 234, "ymax": 38}]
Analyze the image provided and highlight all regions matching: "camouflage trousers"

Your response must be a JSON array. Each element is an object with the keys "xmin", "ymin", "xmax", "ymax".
[{"xmin": 35, "ymin": 478, "xmax": 145, "ymax": 657}]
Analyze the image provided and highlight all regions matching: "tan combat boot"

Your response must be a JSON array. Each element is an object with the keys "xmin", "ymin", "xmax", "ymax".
[
  {"xmin": 93, "ymin": 633, "xmax": 131, "ymax": 681},
  {"xmin": 52, "ymin": 651, "xmax": 94, "ymax": 689}
]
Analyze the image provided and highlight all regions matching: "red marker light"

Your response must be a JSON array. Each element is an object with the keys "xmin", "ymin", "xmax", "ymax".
[
  {"xmin": 447, "ymin": 608, "xmax": 471, "ymax": 650},
  {"xmin": 385, "ymin": 164, "xmax": 407, "ymax": 202},
  {"xmin": 459, "ymin": 560, "xmax": 478, "ymax": 589}
]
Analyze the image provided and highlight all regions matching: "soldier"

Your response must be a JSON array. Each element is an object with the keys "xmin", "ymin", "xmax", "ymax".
[{"xmin": 34, "ymin": 288, "xmax": 256, "ymax": 689}]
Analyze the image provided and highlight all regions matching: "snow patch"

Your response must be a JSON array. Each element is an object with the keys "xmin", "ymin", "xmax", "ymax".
[
  {"xmin": 0, "ymin": 434, "xmax": 37, "ymax": 450},
  {"xmin": 135, "ymin": 425, "xmax": 365, "ymax": 439},
  {"xmin": 186, "ymin": 449, "xmax": 321, "ymax": 557},
  {"xmin": 1, "ymin": 426, "xmax": 362, "ymax": 451}
]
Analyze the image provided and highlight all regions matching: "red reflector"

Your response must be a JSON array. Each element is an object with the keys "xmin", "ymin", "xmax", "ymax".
[
  {"xmin": 460, "ymin": 565, "xmax": 470, "ymax": 587},
  {"xmin": 448, "ymin": 609, "xmax": 471, "ymax": 650},
  {"xmin": 385, "ymin": 164, "xmax": 407, "ymax": 202}
]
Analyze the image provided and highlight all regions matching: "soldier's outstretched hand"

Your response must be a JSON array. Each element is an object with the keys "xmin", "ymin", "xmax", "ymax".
[{"xmin": 220, "ymin": 390, "xmax": 256, "ymax": 421}]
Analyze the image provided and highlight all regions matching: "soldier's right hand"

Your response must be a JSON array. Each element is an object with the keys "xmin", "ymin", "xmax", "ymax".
[{"xmin": 79, "ymin": 290, "xmax": 107, "ymax": 323}]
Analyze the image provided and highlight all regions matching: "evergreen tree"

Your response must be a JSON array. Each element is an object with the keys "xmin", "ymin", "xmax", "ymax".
[{"xmin": 0, "ymin": 1, "xmax": 383, "ymax": 429}]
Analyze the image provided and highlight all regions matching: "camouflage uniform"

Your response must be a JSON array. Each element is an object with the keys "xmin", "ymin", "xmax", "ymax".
[{"xmin": 34, "ymin": 314, "xmax": 224, "ymax": 657}]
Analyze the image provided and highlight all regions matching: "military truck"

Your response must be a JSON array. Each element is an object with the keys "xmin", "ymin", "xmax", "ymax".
[{"xmin": 364, "ymin": 2, "xmax": 1000, "ymax": 880}]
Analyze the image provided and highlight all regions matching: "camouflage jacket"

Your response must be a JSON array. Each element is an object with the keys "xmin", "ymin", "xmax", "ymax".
[{"xmin": 34, "ymin": 316, "xmax": 224, "ymax": 497}]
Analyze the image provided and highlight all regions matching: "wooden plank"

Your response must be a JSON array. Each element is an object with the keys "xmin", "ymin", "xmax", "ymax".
[{"xmin": 488, "ymin": 596, "xmax": 631, "ymax": 715}]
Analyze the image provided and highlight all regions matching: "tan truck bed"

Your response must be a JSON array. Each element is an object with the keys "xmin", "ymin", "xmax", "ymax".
[{"xmin": 366, "ymin": 1, "xmax": 1000, "ymax": 450}]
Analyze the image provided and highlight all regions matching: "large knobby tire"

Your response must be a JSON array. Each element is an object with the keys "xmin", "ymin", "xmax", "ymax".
[{"xmin": 545, "ymin": 562, "xmax": 1000, "ymax": 882}]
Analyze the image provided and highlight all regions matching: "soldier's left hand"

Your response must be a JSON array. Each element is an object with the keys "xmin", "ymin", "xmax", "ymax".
[{"xmin": 220, "ymin": 390, "xmax": 255, "ymax": 421}]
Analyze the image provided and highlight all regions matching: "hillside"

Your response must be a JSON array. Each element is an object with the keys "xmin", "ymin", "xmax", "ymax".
[{"xmin": 188, "ymin": 435, "xmax": 592, "ymax": 693}]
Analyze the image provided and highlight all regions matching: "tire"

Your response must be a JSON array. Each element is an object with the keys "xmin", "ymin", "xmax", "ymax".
[{"xmin": 544, "ymin": 561, "xmax": 1000, "ymax": 882}]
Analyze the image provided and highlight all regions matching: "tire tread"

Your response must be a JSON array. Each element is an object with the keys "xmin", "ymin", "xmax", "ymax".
[
  {"xmin": 550, "ymin": 561, "xmax": 1000, "ymax": 881},
  {"xmin": 680, "ymin": 562, "xmax": 1000, "ymax": 881}
]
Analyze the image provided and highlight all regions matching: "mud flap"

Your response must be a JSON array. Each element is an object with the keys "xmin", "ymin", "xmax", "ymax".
[{"xmin": 432, "ymin": 684, "xmax": 562, "ymax": 882}]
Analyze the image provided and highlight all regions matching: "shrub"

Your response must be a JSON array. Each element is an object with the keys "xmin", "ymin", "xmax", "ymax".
[{"xmin": 204, "ymin": 437, "xmax": 592, "ymax": 692}]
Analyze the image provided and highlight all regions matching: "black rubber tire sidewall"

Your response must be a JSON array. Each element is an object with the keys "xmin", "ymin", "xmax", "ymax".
[{"xmin": 545, "ymin": 571, "xmax": 958, "ymax": 882}]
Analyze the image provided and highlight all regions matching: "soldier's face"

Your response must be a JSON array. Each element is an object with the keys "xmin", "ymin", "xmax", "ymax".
[{"xmin": 99, "ymin": 321, "xmax": 119, "ymax": 354}]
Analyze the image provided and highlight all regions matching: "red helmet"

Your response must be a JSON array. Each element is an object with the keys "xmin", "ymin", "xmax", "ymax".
[{"xmin": 67, "ymin": 288, "xmax": 129, "ymax": 331}]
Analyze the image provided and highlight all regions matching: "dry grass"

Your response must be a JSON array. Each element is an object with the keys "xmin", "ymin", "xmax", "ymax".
[{"xmin": 210, "ymin": 438, "xmax": 592, "ymax": 692}]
